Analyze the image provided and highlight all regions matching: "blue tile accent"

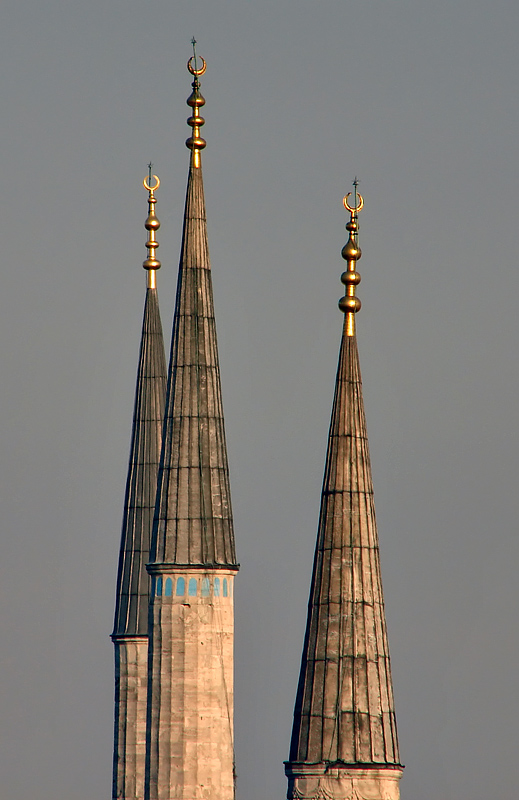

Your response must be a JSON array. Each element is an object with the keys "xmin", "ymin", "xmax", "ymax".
[
  {"xmin": 156, "ymin": 577, "xmax": 163, "ymax": 597},
  {"xmin": 223, "ymin": 578, "xmax": 228, "ymax": 597},
  {"xmin": 201, "ymin": 577, "xmax": 210, "ymax": 597},
  {"xmin": 165, "ymin": 577, "xmax": 173, "ymax": 597},
  {"xmin": 214, "ymin": 577, "xmax": 220, "ymax": 596},
  {"xmin": 188, "ymin": 578, "xmax": 197, "ymax": 596},
  {"xmin": 176, "ymin": 577, "xmax": 185, "ymax": 596}
]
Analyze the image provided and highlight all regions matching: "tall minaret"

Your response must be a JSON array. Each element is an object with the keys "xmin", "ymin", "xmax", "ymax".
[
  {"xmin": 145, "ymin": 46, "xmax": 239, "ymax": 800},
  {"xmin": 112, "ymin": 173, "xmax": 167, "ymax": 800},
  {"xmin": 285, "ymin": 190, "xmax": 403, "ymax": 800}
]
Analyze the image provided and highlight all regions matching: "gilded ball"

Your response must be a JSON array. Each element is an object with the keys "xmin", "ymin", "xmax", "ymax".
[
  {"xmin": 186, "ymin": 135, "xmax": 207, "ymax": 151},
  {"xmin": 145, "ymin": 215, "xmax": 160, "ymax": 231},
  {"xmin": 341, "ymin": 239, "xmax": 362, "ymax": 261},
  {"xmin": 187, "ymin": 114, "xmax": 205, "ymax": 128},
  {"xmin": 187, "ymin": 89, "xmax": 206, "ymax": 108},
  {"xmin": 143, "ymin": 257, "xmax": 161, "ymax": 270},
  {"xmin": 341, "ymin": 270, "xmax": 361, "ymax": 286},
  {"xmin": 339, "ymin": 296, "xmax": 361, "ymax": 314}
]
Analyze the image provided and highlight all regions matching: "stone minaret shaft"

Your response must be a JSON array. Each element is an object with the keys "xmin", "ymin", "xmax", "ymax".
[
  {"xmin": 112, "ymin": 175, "xmax": 167, "ymax": 800},
  {"xmin": 285, "ymin": 192, "xmax": 403, "ymax": 800},
  {"xmin": 145, "ymin": 51, "xmax": 238, "ymax": 800}
]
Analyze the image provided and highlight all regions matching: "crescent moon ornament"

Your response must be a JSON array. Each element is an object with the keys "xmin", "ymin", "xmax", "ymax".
[
  {"xmin": 187, "ymin": 56, "xmax": 207, "ymax": 77},
  {"xmin": 343, "ymin": 192, "xmax": 364, "ymax": 213},
  {"xmin": 143, "ymin": 175, "xmax": 160, "ymax": 192}
]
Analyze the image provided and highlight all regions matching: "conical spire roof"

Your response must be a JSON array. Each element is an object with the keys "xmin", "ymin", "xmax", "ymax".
[
  {"xmin": 288, "ymin": 193, "xmax": 400, "ymax": 769},
  {"xmin": 150, "ymin": 62, "xmax": 236, "ymax": 568},
  {"xmin": 113, "ymin": 290, "xmax": 167, "ymax": 636}
]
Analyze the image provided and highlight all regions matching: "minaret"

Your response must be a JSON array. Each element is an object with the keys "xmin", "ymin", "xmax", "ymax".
[
  {"xmin": 285, "ymin": 190, "xmax": 403, "ymax": 800},
  {"xmin": 112, "ymin": 173, "xmax": 167, "ymax": 800},
  {"xmin": 145, "ymin": 46, "xmax": 239, "ymax": 800}
]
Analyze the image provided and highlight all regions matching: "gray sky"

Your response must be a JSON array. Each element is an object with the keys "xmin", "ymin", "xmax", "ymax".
[{"xmin": 0, "ymin": 1, "xmax": 518, "ymax": 798}]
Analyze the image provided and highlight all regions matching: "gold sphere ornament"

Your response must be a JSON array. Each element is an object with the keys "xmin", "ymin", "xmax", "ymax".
[
  {"xmin": 341, "ymin": 239, "xmax": 362, "ymax": 261},
  {"xmin": 339, "ymin": 296, "xmax": 361, "ymax": 314},
  {"xmin": 341, "ymin": 271, "xmax": 361, "ymax": 286}
]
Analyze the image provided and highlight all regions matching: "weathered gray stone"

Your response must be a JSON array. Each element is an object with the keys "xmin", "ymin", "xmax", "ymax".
[
  {"xmin": 286, "ymin": 327, "xmax": 402, "ymax": 799},
  {"xmin": 146, "ymin": 570, "xmax": 236, "ymax": 800},
  {"xmin": 146, "ymin": 157, "xmax": 238, "ymax": 799},
  {"xmin": 113, "ymin": 639, "xmax": 149, "ymax": 800},
  {"xmin": 151, "ymin": 164, "xmax": 236, "ymax": 569},
  {"xmin": 286, "ymin": 764, "xmax": 403, "ymax": 800},
  {"xmin": 112, "ymin": 285, "xmax": 167, "ymax": 800},
  {"xmin": 113, "ymin": 288, "xmax": 167, "ymax": 638}
]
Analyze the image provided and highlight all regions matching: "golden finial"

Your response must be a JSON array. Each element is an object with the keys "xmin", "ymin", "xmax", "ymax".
[
  {"xmin": 143, "ymin": 164, "xmax": 161, "ymax": 289},
  {"xmin": 339, "ymin": 179, "xmax": 364, "ymax": 337},
  {"xmin": 185, "ymin": 38, "xmax": 206, "ymax": 168}
]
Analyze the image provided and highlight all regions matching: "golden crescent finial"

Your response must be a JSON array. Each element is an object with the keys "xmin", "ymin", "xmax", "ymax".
[
  {"xmin": 186, "ymin": 50, "xmax": 207, "ymax": 167},
  {"xmin": 343, "ymin": 192, "xmax": 364, "ymax": 214},
  {"xmin": 143, "ymin": 172, "xmax": 161, "ymax": 286},
  {"xmin": 339, "ymin": 190, "xmax": 364, "ymax": 336},
  {"xmin": 187, "ymin": 56, "xmax": 206, "ymax": 77},
  {"xmin": 143, "ymin": 174, "xmax": 160, "ymax": 192}
]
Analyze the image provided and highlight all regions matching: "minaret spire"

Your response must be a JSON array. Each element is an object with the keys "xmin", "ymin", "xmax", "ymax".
[
  {"xmin": 285, "ymin": 192, "xmax": 403, "ymax": 800},
  {"xmin": 145, "ymin": 53, "xmax": 238, "ymax": 800},
  {"xmin": 112, "ymin": 173, "xmax": 167, "ymax": 800}
]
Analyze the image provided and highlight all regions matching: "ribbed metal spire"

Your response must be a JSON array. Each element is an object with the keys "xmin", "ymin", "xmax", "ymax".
[
  {"xmin": 286, "ymin": 192, "xmax": 402, "ymax": 800},
  {"xmin": 150, "ymin": 56, "xmax": 237, "ymax": 569},
  {"xmin": 145, "ymin": 57, "xmax": 238, "ymax": 800},
  {"xmin": 112, "ymin": 175, "xmax": 167, "ymax": 637}
]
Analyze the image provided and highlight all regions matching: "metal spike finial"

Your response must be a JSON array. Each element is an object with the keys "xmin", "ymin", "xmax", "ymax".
[
  {"xmin": 143, "ymin": 169, "xmax": 161, "ymax": 288},
  {"xmin": 186, "ymin": 40, "xmax": 206, "ymax": 168},
  {"xmin": 339, "ymin": 181, "xmax": 364, "ymax": 336}
]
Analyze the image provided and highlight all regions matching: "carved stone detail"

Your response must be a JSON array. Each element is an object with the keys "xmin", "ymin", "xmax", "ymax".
[{"xmin": 287, "ymin": 768, "xmax": 402, "ymax": 800}]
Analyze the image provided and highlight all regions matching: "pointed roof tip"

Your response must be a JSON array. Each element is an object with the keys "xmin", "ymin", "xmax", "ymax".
[
  {"xmin": 287, "ymin": 195, "xmax": 401, "ymax": 774},
  {"xmin": 339, "ymin": 186, "xmax": 364, "ymax": 336},
  {"xmin": 287, "ymin": 334, "xmax": 401, "ymax": 767},
  {"xmin": 150, "ymin": 169, "xmax": 237, "ymax": 565},
  {"xmin": 113, "ymin": 267, "xmax": 167, "ymax": 638},
  {"xmin": 149, "ymin": 59, "xmax": 237, "ymax": 570},
  {"xmin": 143, "ymin": 171, "xmax": 161, "ymax": 288},
  {"xmin": 186, "ymin": 43, "xmax": 207, "ymax": 168}
]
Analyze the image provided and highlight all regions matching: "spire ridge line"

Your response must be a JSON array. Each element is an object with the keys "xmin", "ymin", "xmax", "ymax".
[
  {"xmin": 144, "ymin": 52, "xmax": 237, "ymax": 800},
  {"xmin": 111, "ymin": 169, "xmax": 167, "ymax": 798},
  {"xmin": 285, "ymin": 200, "xmax": 402, "ymax": 800}
]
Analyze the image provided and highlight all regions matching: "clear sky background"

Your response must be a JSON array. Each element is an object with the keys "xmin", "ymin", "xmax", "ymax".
[{"xmin": 0, "ymin": 2, "xmax": 518, "ymax": 799}]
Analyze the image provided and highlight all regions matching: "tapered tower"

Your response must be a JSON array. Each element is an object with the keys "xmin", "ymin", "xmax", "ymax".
[
  {"xmin": 145, "ymin": 48, "xmax": 238, "ymax": 800},
  {"xmin": 112, "ymin": 174, "xmax": 167, "ymax": 800},
  {"xmin": 285, "ymin": 190, "xmax": 403, "ymax": 800}
]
